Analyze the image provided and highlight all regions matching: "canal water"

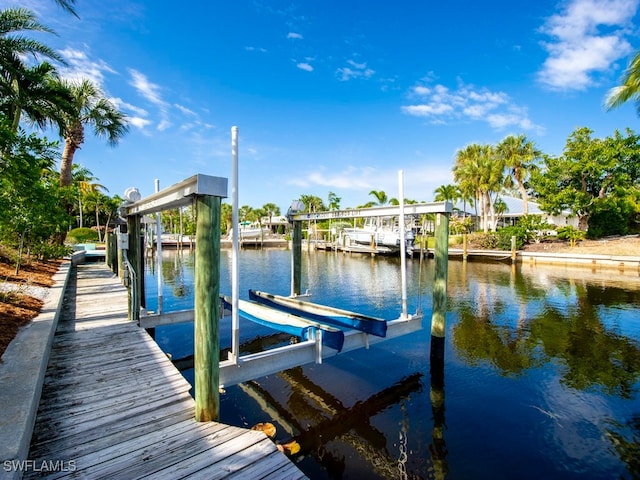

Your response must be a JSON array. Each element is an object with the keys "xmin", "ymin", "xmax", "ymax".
[{"xmin": 144, "ymin": 249, "xmax": 640, "ymax": 479}]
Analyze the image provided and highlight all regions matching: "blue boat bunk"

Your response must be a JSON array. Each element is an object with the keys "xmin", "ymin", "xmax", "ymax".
[
  {"xmin": 248, "ymin": 290, "xmax": 387, "ymax": 338},
  {"xmin": 222, "ymin": 295, "xmax": 345, "ymax": 352}
]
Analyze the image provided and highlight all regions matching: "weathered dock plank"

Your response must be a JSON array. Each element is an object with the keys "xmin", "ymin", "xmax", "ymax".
[{"xmin": 24, "ymin": 263, "xmax": 306, "ymax": 479}]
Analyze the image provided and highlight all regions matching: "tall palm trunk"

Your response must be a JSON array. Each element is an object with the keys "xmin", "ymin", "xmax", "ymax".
[
  {"xmin": 95, "ymin": 206, "xmax": 102, "ymax": 242},
  {"xmin": 60, "ymin": 122, "xmax": 84, "ymax": 187}
]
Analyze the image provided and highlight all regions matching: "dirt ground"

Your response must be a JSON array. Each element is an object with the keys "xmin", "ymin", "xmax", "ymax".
[
  {"xmin": 0, "ymin": 257, "xmax": 63, "ymax": 360},
  {"xmin": 520, "ymin": 235, "xmax": 640, "ymax": 256},
  {"xmin": 1, "ymin": 235, "xmax": 639, "ymax": 359}
]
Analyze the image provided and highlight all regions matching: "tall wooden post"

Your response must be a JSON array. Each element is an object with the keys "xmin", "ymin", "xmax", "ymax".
[
  {"xmin": 117, "ymin": 230, "xmax": 125, "ymax": 281},
  {"xmin": 291, "ymin": 220, "xmax": 302, "ymax": 296},
  {"xmin": 127, "ymin": 215, "xmax": 142, "ymax": 321},
  {"xmin": 431, "ymin": 212, "xmax": 449, "ymax": 363},
  {"xmin": 194, "ymin": 195, "xmax": 221, "ymax": 422}
]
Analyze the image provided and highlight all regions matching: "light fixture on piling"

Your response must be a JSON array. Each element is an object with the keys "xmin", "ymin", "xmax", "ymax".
[
  {"xmin": 287, "ymin": 200, "xmax": 305, "ymax": 222},
  {"xmin": 124, "ymin": 187, "xmax": 141, "ymax": 203}
]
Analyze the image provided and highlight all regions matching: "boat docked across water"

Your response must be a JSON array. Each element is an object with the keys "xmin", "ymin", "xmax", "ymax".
[
  {"xmin": 342, "ymin": 216, "xmax": 415, "ymax": 255},
  {"xmin": 249, "ymin": 290, "xmax": 387, "ymax": 337},
  {"xmin": 228, "ymin": 221, "xmax": 269, "ymax": 240}
]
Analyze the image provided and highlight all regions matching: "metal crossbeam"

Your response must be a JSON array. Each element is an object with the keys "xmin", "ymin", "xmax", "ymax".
[
  {"xmin": 290, "ymin": 202, "xmax": 452, "ymax": 221},
  {"xmin": 121, "ymin": 174, "xmax": 227, "ymax": 216}
]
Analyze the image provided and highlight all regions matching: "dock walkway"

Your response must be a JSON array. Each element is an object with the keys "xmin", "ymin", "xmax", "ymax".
[{"xmin": 25, "ymin": 263, "xmax": 306, "ymax": 479}]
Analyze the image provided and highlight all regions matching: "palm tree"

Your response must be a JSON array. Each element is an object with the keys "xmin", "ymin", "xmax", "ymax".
[
  {"xmin": 0, "ymin": 8, "xmax": 64, "ymax": 70},
  {"xmin": 454, "ymin": 143, "xmax": 503, "ymax": 232},
  {"xmin": 433, "ymin": 184, "xmax": 461, "ymax": 204},
  {"xmin": 495, "ymin": 134, "xmax": 539, "ymax": 215},
  {"xmin": 299, "ymin": 194, "xmax": 325, "ymax": 212},
  {"xmin": 605, "ymin": 50, "xmax": 640, "ymax": 114},
  {"xmin": 327, "ymin": 191, "xmax": 341, "ymax": 210},
  {"xmin": 58, "ymin": 79, "xmax": 128, "ymax": 187},
  {"xmin": 83, "ymin": 190, "xmax": 110, "ymax": 241},
  {"xmin": 0, "ymin": 9, "xmax": 73, "ymax": 134},
  {"xmin": 1, "ymin": 61, "xmax": 72, "ymax": 133},
  {"xmin": 368, "ymin": 189, "xmax": 388, "ymax": 206},
  {"xmin": 261, "ymin": 202, "xmax": 280, "ymax": 234},
  {"xmin": 53, "ymin": 0, "xmax": 78, "ymax": 17},
  {"xmin": 71, "ymin": 164, "xmax": 107, "ymax": 228}
]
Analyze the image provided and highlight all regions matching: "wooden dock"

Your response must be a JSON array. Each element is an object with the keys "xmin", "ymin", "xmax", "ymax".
[{"xmin": 25, "ymin": 263, "xmax": 306, "ymax": 479}]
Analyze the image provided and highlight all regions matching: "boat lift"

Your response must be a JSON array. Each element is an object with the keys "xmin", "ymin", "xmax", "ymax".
[{"xmin": 118, "ymin": 127, "xmax": 452, "ymax": 421}]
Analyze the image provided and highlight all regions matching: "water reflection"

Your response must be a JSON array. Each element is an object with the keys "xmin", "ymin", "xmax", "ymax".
[
  {"xmin": 241, "ymin": 367, "xmax": 424, "ymax": 478},
  {"xmin": 451, "ymin": 266, "xmax": 640, "ymax": 397},
  {"xmin": 606, "ymin": 414, "xmax": 640, "ymax": 477},
  {"xmin": 146, "ymin": 250, "xmax": 640, "ymax": 479}
]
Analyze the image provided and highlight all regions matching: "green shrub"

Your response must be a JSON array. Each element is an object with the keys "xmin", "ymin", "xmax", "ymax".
[
  {"xmin": 472, "ymin": 232, "xmax": 500, "ymax": 249},
  {"xmin": 496, "ymin": 226, "xmax": 526, "ymax": 250},
  {"xmin": 32, "ymin": 242, "xmax": 72, "ymax": 261},
  {"xmin": 556, "ymin": 226, "xmax": 585, "ymax": 247},
  {"xmin": 66, "ymin": 227, "xmax": 98, "ymax": 244}
]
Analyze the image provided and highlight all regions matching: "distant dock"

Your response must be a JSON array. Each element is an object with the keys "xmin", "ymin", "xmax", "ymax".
[{"xmin": 9, "ymin": 263, "xmax": 305, "ymax": 479}]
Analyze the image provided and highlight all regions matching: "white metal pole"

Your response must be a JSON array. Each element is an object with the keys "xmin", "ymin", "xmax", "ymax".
[
  {"xmin": 398, "ymin": 170, "xmax": 408, "ymax": 319},
  {"xmin": 231, "ymin": 126, "xmax": 240, "ymax": 363},
  {"xmin": 155, "ymin": 179, "xmax": 163, "ymax": 314}
]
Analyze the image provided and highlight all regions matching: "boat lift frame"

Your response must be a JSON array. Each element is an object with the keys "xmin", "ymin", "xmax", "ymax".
[{"xmin": 119, "ymin": 131, "xmax": 452, "ymax": 422}]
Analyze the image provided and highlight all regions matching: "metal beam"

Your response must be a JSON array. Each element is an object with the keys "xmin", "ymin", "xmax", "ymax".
[
  {"xmin": 290, "ymin": 201, "xmax": 452, "ymax": 221},
  {"xmin": 219, "ymin": 314, "xmax": 423, "ymax": 387},
  {"xmin": 140, "ymin": 309, "xmax": 194, "ymax": 329},
  {"xmin": 121, "ymin": 174, "xmax": 228, "ymax": 217}
]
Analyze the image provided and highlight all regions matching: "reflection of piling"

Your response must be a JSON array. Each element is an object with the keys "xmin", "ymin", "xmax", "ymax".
[
  {"xmin": 430, "ymin": 338, "xmax": 448, "ymax": 479},
  {"xmin": 292, "ymin": 221, "xmax": 302, "ymax": 296},
  {"xmin": 463, "ymin": 232, "xmax": 468, "ymax": 261}
]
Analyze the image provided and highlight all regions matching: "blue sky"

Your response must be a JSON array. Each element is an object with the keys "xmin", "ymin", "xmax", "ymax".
[{"xmin": 16, "ymin": 0, "xmax": 640, "ymax": 212}]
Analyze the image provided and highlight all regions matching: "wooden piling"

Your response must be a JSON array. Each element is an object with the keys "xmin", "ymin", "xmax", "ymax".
[
  {"xmin": 291, "ymin": 221, "xmax": 302, "ymax": 296},
  {"xmin": 127, "ymin": 214, "xmax": 142, "ymax": 321},
  {"xmin": 194, "ymin": 195, "xmax": 221, "ymax": 422},
  {"xmin": 431, "ymin": 212, "xmax": 449, "ymax": 352}
]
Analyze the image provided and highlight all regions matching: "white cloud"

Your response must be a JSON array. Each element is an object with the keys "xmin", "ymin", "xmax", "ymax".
[
  {"xmin": 157, "ymin": 119, "xmax": 171, "ymax": 131},
  {"xmin": 286, "ymin": 163, "xmax": 454, "ymax": 205},
  {"xmin": 402, "ymin": 80, "xmax": 543, "ymax": 134},
  {"xmin": 336, "ymin": 59, "xmax": 375, "ymax": 81},
  {"xmin": 537, "ymin": 0, "xmax": 638, "ymax": 90},
  {"xmin": 245, "ymin": 46, "xmax": 268, "ymax": 53},
  {"xmin": 174, "ymin": 104, "xmax": 197, "ymax": 116},
  {"xmin": 128, "ymin": 69, "xmax": 166, "ymax": 107},
  {"xmin": 110, "ymin": 97, "xmax": 147, "ymax": 117},
  {"xmin": 58, "ymin": 47, "xmax": 116, "ymax": 88},
  {"xmin": 128, "ymin": 116, "xmax": 152, "ymax": 129},
  {"xmin": 296, "ymin": 62, "xmax": 313, "ymax": 72},
  {"xmin": 287, "ymin": 32, "xmax": 303, "ymax": 40}
]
